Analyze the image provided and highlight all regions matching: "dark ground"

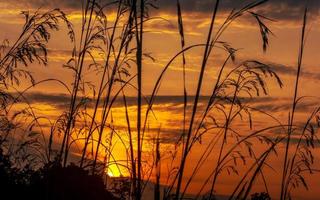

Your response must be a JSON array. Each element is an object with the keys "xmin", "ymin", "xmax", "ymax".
[{"xmin": 0, "ymin": 149, "xmax": 117, "ymax": 200}]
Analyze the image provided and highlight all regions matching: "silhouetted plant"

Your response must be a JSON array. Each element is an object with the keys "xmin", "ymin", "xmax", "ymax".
[
  {"xmin": 0, "ymin": 8, "xmax": 73, "ymax": 168},
  {"xmin": 251, "ymin": 192, "xmax": 271, "ymax": 200}
]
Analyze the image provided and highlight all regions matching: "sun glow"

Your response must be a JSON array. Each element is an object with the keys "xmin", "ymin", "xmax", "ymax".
[
  {"xmin": 107, "ymin": 170, "xmax": 115, "ymax": 177},
  {"xmin": 106, "ymin": 164, "xmax": 125, "ymax": 178}
]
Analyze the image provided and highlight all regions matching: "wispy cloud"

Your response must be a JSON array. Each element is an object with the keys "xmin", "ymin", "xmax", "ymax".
[
  {"xmin": 17, "ymin": 92, "xmax": 319, "ymax": 114},
  {"xmin": 269, "ymin": 63, "xmax": 320, "ymax": 80}
]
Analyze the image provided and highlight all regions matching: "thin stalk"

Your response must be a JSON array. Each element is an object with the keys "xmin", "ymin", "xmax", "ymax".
[
  {"xmin": 209, "ymin": 74, "xmax": 241, "ymax": 198},
  {"xmin": 284, "ymin": 106, "xmax": 320, "ymax": 196},
  {"xmin": 176, "ymin": 0, "xmax": 188, "ymax": 157},
  {"xmin": 60, "ymin": 0, "xmax": 96, "ymax": 166},
  {"xmin": 280, "ymin": 8, "xmax": 307, "ymax": 200},
  {"xmin": 154, "ymin": 128, "xmax": 161, "ymax": 200},
  {"xmin": 175, "ymin": 1, "xmax": 220, "ymax": 198},
  {"xmin": 122, "ymin": 85, "xmax": 137, "ymax": 196},
  {"xmin": 133, "ymin": 0, "xmax": 145, "ymax": 199},
  {"xmin": 79, "ymin": 0, "xmax": 123, "ymax": 168},
  {"xmin": 92, "ymin": 2, "xmax": 136, "ymax": 173}
]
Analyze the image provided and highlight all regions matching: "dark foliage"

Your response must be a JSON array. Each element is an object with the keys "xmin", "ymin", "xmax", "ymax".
[
  {"xmin": 0, "ymin": 150, "xmax": 117, "ymax": 200},
  {"xmin": 251, "ymin": 192, "xmax": 271, "ymax": 200}
]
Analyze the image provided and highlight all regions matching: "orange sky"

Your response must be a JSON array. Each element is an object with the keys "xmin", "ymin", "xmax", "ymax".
[
  {"xmin": 0, "ymin": 0, "xmax": 319, "ymax": 97},
  {"xmin": 1, "ymin": 0, "xmax": 320, "ymax": 199}
]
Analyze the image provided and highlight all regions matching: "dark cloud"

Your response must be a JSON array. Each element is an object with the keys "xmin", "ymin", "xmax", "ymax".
[
  {"xmin": 268, "ymin": 63, "xmax": 320, "ymax": 80},
  {"xmin": 253, "ymin": 98, "xmax": 319, "ymax": 113},
  {"xmin": 11, "ymin": 0, "xmax": 81, "ymax": 10},
  {"xmin": 16, "ymin": 92, "xmax": 305, "ymax": 113},
  {"xmin": 7, "ymin": 0, "xmax": 320, "ymax": 22},
  {"xmin": 10, "ymin": 90, "xmax": 318, "ymax": 116},
  {"xmin": 20, "ymin": 92, "xmax": 212, "ymax": 109},
  {"xmin": 158, "ymin": 0, "xmax": 319, "ymax": 21},
  {"xmin": 23, "ymin": 92, "xmax": 71, "ymax": 109}
]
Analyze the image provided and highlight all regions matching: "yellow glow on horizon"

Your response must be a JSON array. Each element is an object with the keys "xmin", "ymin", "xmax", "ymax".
[
  {"xmin": 106, "ymin": 163, "xmax": 127, "ymax": 178},
  {"xmin": 107, "ymin": 169, "xmax": 115, "ymax": 177}
]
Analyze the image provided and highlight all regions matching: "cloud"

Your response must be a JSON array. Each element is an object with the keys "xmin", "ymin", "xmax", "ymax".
[
  {"xmin": 5, "ymin": 0, "xmax": 319, "ymax": 22},
  {"xmin": 268, "ymin": 63, "xmax": 320, "ymax": 80},
  {"xmin": 10, "ymin": 0, "xmax": 81, "ymax": 10},
  {"xmin": 17, "ymin": 91, "xmax": 315, "ymax": 113},
  {"xmin": 23, "ymin": 92, "xmax": 71, "ymax": 109},
  {"xmin": 19, "ymin": 92, "xmax": 212, "ymax": 109},
  {"xmin": 157, "ymin": 0, "xmax": 319, "ymax": 22},
  {"xmin": 253, "ymin": 98, "xmax": 319, "ymax": 113}
]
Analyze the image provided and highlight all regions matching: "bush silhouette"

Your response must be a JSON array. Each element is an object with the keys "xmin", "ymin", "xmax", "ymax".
[{"xmin": 0, "ymin": 150, "xmax": 117, "ymax": 200}]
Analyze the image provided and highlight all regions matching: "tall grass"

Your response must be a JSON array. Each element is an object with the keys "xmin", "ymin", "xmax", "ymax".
[
  {"xmin": 175, "ymin": 0, "xmax": 221, "ymax": 198},
  {"xmin": 279, "ymin": 7, "xmax": 320, "ymax": 200},
  {"xmin": 155, "ymin": 0, "xmax": 285, "ymax": 198},
  {"xmin": 58, "ymin": 0, "xmax": 98, "ymax": 166},
  {"xmin": 279, "ymin": 8, "xmax": 308, "ymax": 200},
  {"xmin": 0, "ymin": 8, "xmax": 73, "ymax": 168},
  {"xmin": 134, "ymin": 0, "xmax": 144, "ymax": 198}
]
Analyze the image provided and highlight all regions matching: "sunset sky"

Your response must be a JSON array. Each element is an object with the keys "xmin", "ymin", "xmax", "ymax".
[
  {"xmin": 1, "ymin": 0, "xmax": 320, "ymax": 199},
  {"xmin": 0, "ymin": 0, "xmax": 319, "ymax": 98}
]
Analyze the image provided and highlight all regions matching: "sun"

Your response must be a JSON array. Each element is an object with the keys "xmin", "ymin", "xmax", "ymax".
[
  {"xmin": 107, "ymin": 170, "xmax": 114, "ymax": 177},
  {"xmin": 106, "ymin": 165, "xmax": 122, "ymax": 177}
]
